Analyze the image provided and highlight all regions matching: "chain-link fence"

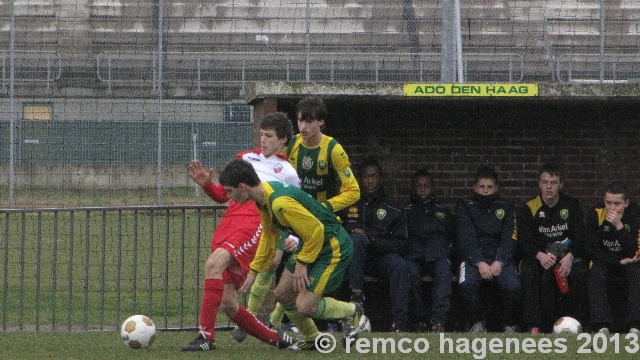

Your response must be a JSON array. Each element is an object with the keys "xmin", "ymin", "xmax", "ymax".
[{"xmin": 2, "ymin": 0, "xmax": 640, "ymax": 206}]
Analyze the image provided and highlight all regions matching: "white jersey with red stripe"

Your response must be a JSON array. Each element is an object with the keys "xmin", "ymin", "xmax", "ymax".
[{"xmin": 238, "ymin": 148, "xmax": 300, "ymax": 187}]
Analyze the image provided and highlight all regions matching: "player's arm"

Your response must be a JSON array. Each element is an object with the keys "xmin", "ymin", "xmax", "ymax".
[
  {"xmin": 495, "ymin": 205, "xmax": 517, "ymax": 264},
  {"xmin": 455, "ymin": 199, "xmax": 484, "ymax": 265},
  {"xmin": 271, "ymin": 197, "xmax": 324, "ymax": 267},
  {"xmin": 248, "ymin": 210, "xmax": 279, "ymax": 274},
  {"xmin": 325, "ymin": 143, "xmax": 360, "ymax": 212},
  {"xmin": 188, "ymin": 159, "xmax": 229, "ymax": 203}
]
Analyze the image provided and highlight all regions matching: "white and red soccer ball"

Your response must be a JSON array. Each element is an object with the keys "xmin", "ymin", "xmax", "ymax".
[
  {"xmin": 121, "ymin": 314, "xmax": 157, "ymax": 349},
  {"xmin": 553, "ymin": 316, "xmax": 582, "ymax": 334}
]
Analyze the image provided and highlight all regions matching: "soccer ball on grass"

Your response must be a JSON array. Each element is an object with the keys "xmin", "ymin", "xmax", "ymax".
[
  {"xmin": 121, "ymin": 314, "xmax": 157, "ymax": 349},
  {"xmin": 553, "ymin": 316, "xmax": 582, "ymax": 334}
]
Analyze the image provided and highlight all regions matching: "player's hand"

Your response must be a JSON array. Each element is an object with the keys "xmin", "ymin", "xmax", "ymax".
[
  {"xmin": 283, "ymin": 236, "xmax": 299, "ymax": 252},
  {"xmin": 188, "ymin": 159, "xmax": 214, "ymax": 188},
  {"xmin": 558, "ymin": 252, "xmax": 573, "ymax": 277},
  {"xmin": 293, "ymin": 264, "xmax": 310, "ymax": 293},
  {"xmin": 477, "ymin": 262, "xmax": 493, "ymax": 280},
  {"xmin": 490, "ymin": 261, "xmax": 502, "ymax": 277},
  {"xmin": 606, "ymin": 209, "xmax": 624, "ymax": 230},
  {"xmin": 620, "ymin": 255, "xmax": 640, "ymax": 265},
  {"xmin": 536, "ymin": 251, "xmax": 557, "ymax": 270},
  {"xmin": 351, "ymin": 228, "xmax": 370, "ymax": 244},
  {"xmin": 240, "ymin": 273, "xmax": 257, "ymax": 295}
]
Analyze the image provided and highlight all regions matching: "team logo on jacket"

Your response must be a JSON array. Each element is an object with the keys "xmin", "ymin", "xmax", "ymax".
[
  {"xmin": 273, "ymin": 163, "xmax": 283, "ymax": 173},
  {"xmin": 377, "ymin": 209, "xmax": 387, "ymax": 220},
  {"xmin": 560, "ymin": 209, "xmax": 569, "ymax": 220},
  {"xmin": 301, "ymin": 155, "xmax": 314, "ymax": 170},
  {"xmin": 343, "ymin": 169, "xmax": 352, "ymax": 178},
  {"xmin": 348, "ymin": 206, "xmax": 359, "ymax": 218},
  {"xmin": 319, "ymin": 160, "xmax": 327, "ymax": 170},
  {"xmin": 495, "ymin": 209, "xmax": 505, "ymax": 220},
  {"xmin": 436, "ymin": 212, "xmax": 445, "ymax": 219}
]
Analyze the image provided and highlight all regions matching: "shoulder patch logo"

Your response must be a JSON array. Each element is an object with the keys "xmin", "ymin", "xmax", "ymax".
[
  {"xmin": 301, "ymin": 155, "xmax": 313, "ymax": 170},
  {"xmin": 436, "ymin": 212, "xmax": 445, "ymax": 219},
  {"xmin": 318, "ymin": 160, "xmax": 327, "ymax": 170},
  {"xmin": 377, "ymin": 209, "xmax": 387, "ymax": 220},
  {"xmin": 560, "ymin": 209, "xmax": 569, "ymax": 220},
  {"xmin": 343, "ymin": 169, "xmax": 352, "ymax": 178},
  {"xmin": 495, "ymin": 209, "xmax": 505, "ymax": 220}
]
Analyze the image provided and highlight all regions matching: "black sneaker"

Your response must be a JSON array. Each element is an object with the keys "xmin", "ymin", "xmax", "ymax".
[
  {"xmin": 181, "ymin": 333, "xmax": 215, "ymax": 351},
  {"xmin": 275, "ymin": 326, "xmax": 297, "ymax": 349},
  {"xmin": 431, "ymin": 323, "xmax": 446, "ymax": 333},
  {"xmin": 286, "ymin": 339, "xmax": 317, "ymax": 351},
  {"xmin": 230, "ymin": 327, "xmax": 247, "ymax": 342}
]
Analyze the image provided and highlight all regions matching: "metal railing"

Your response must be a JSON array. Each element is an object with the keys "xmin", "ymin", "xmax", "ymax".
[
  {"xmin": 0, "ymin": 51, "xmax": 62, "ymax": 96},
  {"xmin": 96, "ymin": 51, "xmax": 525, "ymax": 96},
  {"xmin": 556, "ymin": 53, "xmax": 640, "ymax": 84},
  {"xmin": 0, "ymin": 205, "xmax": 228, "ymax": 331}
]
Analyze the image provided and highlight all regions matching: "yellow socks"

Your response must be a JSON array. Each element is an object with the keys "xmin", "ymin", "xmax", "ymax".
[
  {"xmin": 282, "ymin": 302, "xmax": 320, "ymax": 340},
  {"xmin": 269, "ymin": 302, "xmax": 285, "ymax": 326},
  {"xmin": 247, "ymin": 271, "xmax": 274, "ymax": 314},
  {"xmin": 313, "ymin": 297, "xmax": 356, "ymax": 319}
]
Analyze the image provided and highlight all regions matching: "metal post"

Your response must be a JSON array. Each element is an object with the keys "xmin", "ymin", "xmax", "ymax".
[
  {"xmin": 192, "ymin": 133, "xmax": 199, "ymax": 197},
  {"xmin": 157, "ymin": 0, "xmax": 164, "ymax": 205},
  {"xmin": 441, "ymin": 0, "xmax": 456, "ymax": 82},
  {"xmin": 454, "ymin": 0, "xmax": 463, "ymax": 83},
  {"xmin": 599, "ymin": 0, "xmax": 605, "ymax": 83},
  {"xmin": 9, "ymin": 0, "xmax": 16, "ymax": 206},
  {"xmin": 305, "ymin": 0, "xmax": 310, "ymax": 82}
]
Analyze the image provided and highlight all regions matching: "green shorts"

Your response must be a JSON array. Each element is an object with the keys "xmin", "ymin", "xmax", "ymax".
[{"xmin": 285, "ymin": 227, "xmax": 353, "ymax": 295}]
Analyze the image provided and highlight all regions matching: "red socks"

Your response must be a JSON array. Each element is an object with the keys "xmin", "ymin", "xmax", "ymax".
[
  {"xmin": 199, "ymin": 278, "xmax": 224, "ymax": 341},
  {"xmin": 231, "ymin": 306, "xmax": 278, "ymax": 346}
]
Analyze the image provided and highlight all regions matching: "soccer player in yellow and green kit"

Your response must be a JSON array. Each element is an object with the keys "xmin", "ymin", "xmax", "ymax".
[
  {"xmin": 239, "ymin": 96, "xmax": 361, "ymax": 345},
  {"xmin": 220, "ymin": 159, "xmax": 370, "ymax": 350}
]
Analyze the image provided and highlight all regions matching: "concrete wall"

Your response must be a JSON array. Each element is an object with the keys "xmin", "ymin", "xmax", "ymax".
[
  {"xmin": 0, "ymin": 98, "xmax": 228, "ymax": 122},
  {"xmin": 0, "ymin": 165, "xmax": 191, "ymax": 189}
]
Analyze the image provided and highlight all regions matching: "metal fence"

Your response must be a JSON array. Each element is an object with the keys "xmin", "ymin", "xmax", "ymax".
[
  {"xmin": 96, "ymin": 51, "xmax": 525, "ymax": 96},
  {"xmin": 0, "ymin": 205, "xmax": 228, "ymax": 331},
  {"xmin": 0, "ymin": 121, "xmax": 253, "ymax": 166}
]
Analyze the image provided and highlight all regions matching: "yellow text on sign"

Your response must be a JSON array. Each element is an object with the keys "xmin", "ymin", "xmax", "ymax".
[{"xmin": 404, "ymin": 84, "xmax": 539, "ymax": 97}]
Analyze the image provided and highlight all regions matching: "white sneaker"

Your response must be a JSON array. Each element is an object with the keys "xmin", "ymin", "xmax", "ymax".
[{"xmin": 342, "ymin": 302, "xmax": 371, "ymax": 340}]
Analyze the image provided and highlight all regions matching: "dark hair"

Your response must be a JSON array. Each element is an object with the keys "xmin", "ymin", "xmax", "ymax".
[
  {"xmin": 260, "ymin": 112, "xmax": 293, "ymax": 144},
  {"xmin": 475, "ymin": 166, "xmax": 498, "ymax": 185},
  {"xmin": 411, "ymin": 168, "xmax": 432, "ymax": 187},
  {"xmin": 219, "ymin": 159, "xmax": 261, "ymax": 187},
  {"xmin": 606, "ymin": 181, "xmax": 629, "ymax": 200},
  {"xmin": 539, "ymin": 163, "xmax": 564, "ymax": 183},
  {"xmin": 357, "ymin": 156, "xmax": 382, "ymax": 178},
  {"xmin": 295, "ymin": 96, "xmax": 328, "ymax": 123}
]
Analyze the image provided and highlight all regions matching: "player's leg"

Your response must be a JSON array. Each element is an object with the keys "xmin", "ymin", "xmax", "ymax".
[
  {"xmin": 287, "ymin": 234, "xmax": 370, "ymax": 342},
  {"xmin": 458, "ymin": 261, "xmax": 486, "ymax": 332},
  {"xmin": 181, "ymin": 248, "xmax": 233, "ymax": 351},
  {"xmin": 220, "ymin": 278, "xmax": 295, "ymax": 349},
  {"xmin": 496, "ymin": 264, "xmax": 522, "ymax": 332},
  {"xmin": 429, "ymin": 258, "xmax": 452, "ymax": 331},
  {"xmin": 625, "ymin": 263, "xmax": 640, "ymax": 332},
  {"xmin": 247, "ymin": 250, "xmax": 282, "ymax": 315},
  {"xmin": 274, "ymin": 268, "xmax": 321, "ymax": 345}
]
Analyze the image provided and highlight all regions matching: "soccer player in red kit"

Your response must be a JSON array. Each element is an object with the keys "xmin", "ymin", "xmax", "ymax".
[{"xmin": 181, "ymin": 112, "xmax": 299, "ymax": 351}]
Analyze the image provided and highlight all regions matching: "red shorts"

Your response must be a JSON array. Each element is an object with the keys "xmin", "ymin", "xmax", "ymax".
[{"xmin": 211, "ymin": 201, "xmax": 262, "ymax": 288}]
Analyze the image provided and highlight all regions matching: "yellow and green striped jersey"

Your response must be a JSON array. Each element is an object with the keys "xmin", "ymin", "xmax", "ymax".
[{"xmin": 285, "ymin": 134, "xmax": 359, "ymax": 212}]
